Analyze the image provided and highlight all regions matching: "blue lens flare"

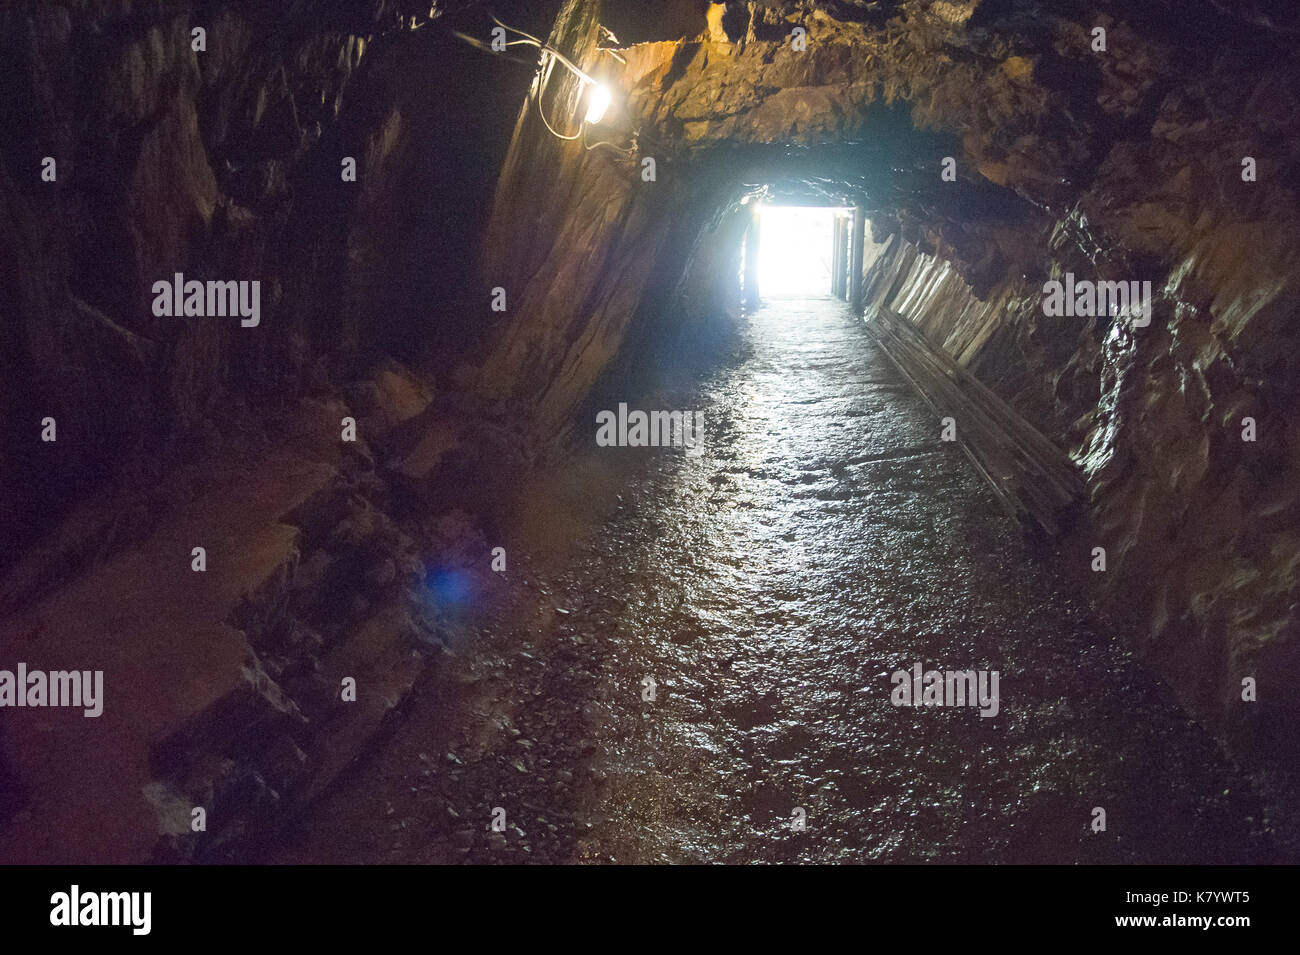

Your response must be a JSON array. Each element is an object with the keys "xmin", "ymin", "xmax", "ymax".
[{"xmin": 427, "ymin": 566, "xmax": 474, "ymax": 607}]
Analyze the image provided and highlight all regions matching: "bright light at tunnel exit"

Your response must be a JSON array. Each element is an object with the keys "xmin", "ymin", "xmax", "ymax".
[{"xmin": 756, "ymin": 205, "xmax": 839, "ymax": 299}]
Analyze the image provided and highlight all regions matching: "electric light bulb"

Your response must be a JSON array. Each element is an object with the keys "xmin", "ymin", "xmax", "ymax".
[{"xmin": 584, "ymin": 84, "xmax": 611, "ymax": 125}]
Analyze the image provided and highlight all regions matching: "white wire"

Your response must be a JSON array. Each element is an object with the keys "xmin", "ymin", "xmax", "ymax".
[
  {"xmin": 493, "ymin": 17, "xmax": 622, "ymax": 146},
  {"xmin": 492, "ymin": 14, "xmax": 596, "ymax": 84},
  {"xmin": 536, "ymin": 93, "xmax": 583, "ymax": 140},
  {"xmin": 583, "ymin": 124, "xmax": 634, "ymax": 155},
  {"xmin": 534, "ymin": 53, "xmax": 583, "ymax": 141},
  {"xmin": 491, "ymin": 14, "xmax": 543, "ymax": 47}
]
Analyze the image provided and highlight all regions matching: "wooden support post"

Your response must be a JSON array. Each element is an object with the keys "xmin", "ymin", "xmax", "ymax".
[
  {"xmin": 743, "ymin": 203, "xmax": 761, "ymax": 308},
  {"xmin": 850, "ymin": 205, "xmax": 866, "ymax": 310},
  {"xmin": 840, "ymin": 214, "xmax": 851, "ymax": 301},
  {"xmin": 833, "ymin": 213, "xmax": 849, "ymax": 298},
  {"xmin": 830, "ymin": 214, "xmax": 842, "ymax": 297}
]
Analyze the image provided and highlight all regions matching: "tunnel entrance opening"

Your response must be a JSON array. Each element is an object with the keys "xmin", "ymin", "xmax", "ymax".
[{"xmin": 752, "ymin": 205, "xmax": 840, "ymax": 300}]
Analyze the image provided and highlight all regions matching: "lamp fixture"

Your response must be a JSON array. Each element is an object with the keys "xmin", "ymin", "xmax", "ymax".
[{"xmin": 491, "ymin": 15, "xmax": 619, "ymax": 138}]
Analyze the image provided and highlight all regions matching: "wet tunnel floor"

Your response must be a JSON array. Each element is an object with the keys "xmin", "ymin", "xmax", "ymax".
[{"xmin": 275, "ymin": 297, "xmax": 1274, "ymax": 864}]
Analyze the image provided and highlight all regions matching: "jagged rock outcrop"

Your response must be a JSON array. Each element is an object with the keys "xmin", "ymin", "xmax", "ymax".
[{"xmin": 0, "ymin": 356, "xmax": 507, "ymax": 862}]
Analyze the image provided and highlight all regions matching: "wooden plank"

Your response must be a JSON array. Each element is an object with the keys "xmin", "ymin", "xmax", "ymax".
[{"xmin": 863, "ymin": 305, "xmax": 1085, "ymax": 536}]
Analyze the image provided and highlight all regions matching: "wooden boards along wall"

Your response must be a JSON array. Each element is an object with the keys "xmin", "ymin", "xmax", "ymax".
[{"xmin": 863, "ymin": 305, "xmax": 1086, "ymax": 537}]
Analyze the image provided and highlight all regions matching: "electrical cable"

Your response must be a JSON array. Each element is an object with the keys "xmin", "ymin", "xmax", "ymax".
[
  {"xmin": 538, "ymin": 106, "xmax": 582, "ymax": 140},
  {"xmin": 583, "ymin": 124, "xmax": 635, "ymax": 156},
  {"xmin": 490, "ymin": 15, "xmax": 593, "ymax": 83},
  {"xmin": 489, "ymin": 14, "xmax": 543, "ymax": 47},
  {"xmin": 447, "ymin": 12, "xmax": 649, "ymax": 152},
  {"xmin": 486, "ymin": 16, "xmax": 595, "ymax": 143},
  {"xmin": 535, "ymin": 73, "xmax": 583, "ymax": 141},
  {"xmin": 449, "ymin": 30, "xmax": 538, "ymax": 65},
  {"xmin": 526, "ymin": 48, "xmax": 582, "ymax": 140}
]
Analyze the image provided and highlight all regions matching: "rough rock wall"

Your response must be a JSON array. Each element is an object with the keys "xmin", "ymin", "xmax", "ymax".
[
  {"xmin": 853, "ymin": 47, "xmax": 1300, "ymax": 782},
  {"xmin": 0, "ymin": 0, "xmax": 578, "ymax": 858},
  {"xmin": 4, "ymin": 1, "xmax": 354, "ymax": 552},
  {"xmin": 470, "ymin": 0, "xmax": 741, "ymax": 433},
  {"xmin": 0, "ymin": 0, "xmax": 549, "ymax": 563},
  {"xmin": 0, "ymin": 0, "xmax": 577, "ymax": 860}
]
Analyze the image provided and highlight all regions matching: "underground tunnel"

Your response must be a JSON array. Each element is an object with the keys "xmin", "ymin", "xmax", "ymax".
[{"xmin": 1, "ymin": 0, "xmax": 1299, "ymax": 902}]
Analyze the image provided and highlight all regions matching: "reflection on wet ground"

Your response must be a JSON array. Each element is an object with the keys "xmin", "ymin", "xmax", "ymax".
[{"xmin": 276, "ymin": 298, "xmax": 1274, "ymax": 864}]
